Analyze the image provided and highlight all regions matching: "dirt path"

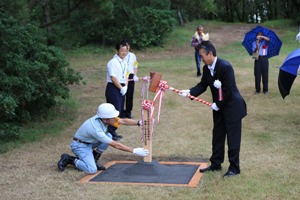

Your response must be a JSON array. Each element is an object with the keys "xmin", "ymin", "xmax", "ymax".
[
  {"xmin": 138, "ymin": 23, "xmax": 257, "ymax": 60},
  {"xmin": 0, "ymin": 23, "xmax": 257, "ymax": 200}
]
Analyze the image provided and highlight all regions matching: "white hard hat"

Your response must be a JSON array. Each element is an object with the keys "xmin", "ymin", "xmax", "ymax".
[{"xmin": 97, "ymin": 103, "xmax": 119, "ymax": 118}]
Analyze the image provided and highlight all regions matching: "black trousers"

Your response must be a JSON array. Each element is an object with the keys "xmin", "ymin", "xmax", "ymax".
[
  {"xmin": 210, "ymin": 112, "xmax": 242, "ymax": 173},
  {"xmin": 124, "ymin": 74, "xmax": 135, "ymax": 114},
  {"xmin": 105, "ymin": 82, "xmax": 124, "ymax": 137},
  {"xmin": 254, "ymin": 56, "xmax": 269, "ymax": 93}
]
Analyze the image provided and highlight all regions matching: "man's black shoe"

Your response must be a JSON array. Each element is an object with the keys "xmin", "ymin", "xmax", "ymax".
[
  {"xmin": 125, "ymin": 112, "xmax": 132, "ymax": 119},
  {"xmin": 96, "ymin": 163, "xmax": 106, "ymax": 171},
  {"xmin": 58, "ymin": 154, "xmax": 69, "ymax": 171},
  {"xmin": 112, "ymin": 135, "xmax": 123, "ymax": 141},
  {"xmin": 58, "ymin": 153, "xmax": 75, "ymax": 171},
  {"xmin": 223, "ymin": 170, "xmax": 240, "ymax": 177},
  {"xmin": 199, "ymin": 166, "xmax": 222, "ymax": 173}
]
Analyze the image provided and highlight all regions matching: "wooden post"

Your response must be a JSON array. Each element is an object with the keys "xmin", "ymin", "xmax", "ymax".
[
  {"xmin": 141, "ymin": 72, "xmax": 162, "ymax": 163},
  {"xmin": 142, "ymin": 108, "xmax": 152, "ymax": 162}
]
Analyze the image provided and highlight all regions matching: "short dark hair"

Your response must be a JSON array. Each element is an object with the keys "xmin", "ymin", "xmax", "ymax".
[
  {"xmin": 197, "ymin": 41, "xmax": 217, "ymax": 56},
  {"xmin": 115, "ymin": 41, "xmax": 128, "ymax": 51},
  {"xmin": 121, "ymin": 38, "xmax": 131, "ymax": 46}
]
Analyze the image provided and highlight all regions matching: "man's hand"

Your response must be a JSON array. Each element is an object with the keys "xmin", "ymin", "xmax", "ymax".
[
  {"xmin": 120, "ymin": 86, "xmax": 127, "ymax": 96},
  {"xmin": 210, "ymin": 102, "xmax": 220, "ymax": 111},
  {"xmin": 133, "ymin": 75, "xmax": 139, "ymax": 82},
  {"xmin": 179, "ymin": 89, "xmax": 190, "ymax": 97},
  {"xmin": 133, "ymin": 148, "xmax": 149, "ymax": 156}
]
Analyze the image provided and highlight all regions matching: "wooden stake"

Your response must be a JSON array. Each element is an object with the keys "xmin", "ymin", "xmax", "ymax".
[{"xmin": 142, "ymin": 109, "xmax": 152, "ymax": 162}]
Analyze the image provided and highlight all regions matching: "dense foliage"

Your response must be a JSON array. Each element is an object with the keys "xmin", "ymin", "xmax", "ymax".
[
  {"xmin": 32, "ymin": 0, "xmax": 176, "ymax": 48},
  {"xmin": 0, "ymin": 15, "xmax": 83, "ymax": 124},
  {"xmin": 172, "ymin": 0, "xmax": 300, "ymax": 24},
  {"xmin": 1, "ymin": 0, "xmax": 299, "ymax": 48}
]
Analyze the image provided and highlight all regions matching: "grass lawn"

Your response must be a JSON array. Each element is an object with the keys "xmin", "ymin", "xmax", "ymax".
[{"xmin": 0, "ymin": 20, "xmax": 299, "ymax": 199}]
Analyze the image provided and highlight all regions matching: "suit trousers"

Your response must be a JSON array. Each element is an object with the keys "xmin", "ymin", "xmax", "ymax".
[
  {"xmin": 105, "ymin": 82, "xmax": 124, "ymax": 137},
  {"xmin": 125, "ymin": 74, "xmax": 135, "ymax": 114},
  {"xmin": 210, "ymin": 111, "xmax": 242, "ymax": 173},
  {"xmin": 254, "ymin": 56, "xmax": 269, "ymax": 93}
]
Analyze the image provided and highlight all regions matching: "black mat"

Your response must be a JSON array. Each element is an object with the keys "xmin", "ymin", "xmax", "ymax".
[{"xmin": 89, "ymin": 160, "xmax": 200, "ymax": 184}]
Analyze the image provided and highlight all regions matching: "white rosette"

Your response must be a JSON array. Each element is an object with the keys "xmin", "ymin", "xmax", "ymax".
[{"xmin": 213, "ymin": 80, "xmax": 223, "ymax": 101}]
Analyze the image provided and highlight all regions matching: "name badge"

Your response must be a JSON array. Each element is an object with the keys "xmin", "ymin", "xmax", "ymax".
[{"xmin": 120, "ymin": 77, "xmax": 126, "ymax": 83}]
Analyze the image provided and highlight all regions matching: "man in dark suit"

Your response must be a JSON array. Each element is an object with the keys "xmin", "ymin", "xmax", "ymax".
[{"xmin": 180, "ymin": 41, "xmax": 247, "ymax": 177}]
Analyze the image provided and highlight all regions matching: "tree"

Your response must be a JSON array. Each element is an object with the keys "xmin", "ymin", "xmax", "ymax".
[{"xmin": 0, "ymin": 15, "xmax": 83, "ymax": 122}]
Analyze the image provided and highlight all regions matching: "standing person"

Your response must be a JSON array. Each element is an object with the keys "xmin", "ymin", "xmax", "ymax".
[
  {"xmin": 106, "ymin": 41, "xmax": 129, "ymax": 141},
  {"xmin": 57, "ymin": 103, "xmax": 148, "ymax": 174},
  {"xmin": 190, "ymin": 25, "xmax": 209, "ymax": 77},
  {"xmin": 252, "ymin": 32, "xmax": 270, "ymax": 94},
  {"xmin": 122, "ymin": 39, "xmax": 139, "ymax": 118},
  {"xmin": 180, "ymin": 41, "xmax": 247, "ymax": 177}
]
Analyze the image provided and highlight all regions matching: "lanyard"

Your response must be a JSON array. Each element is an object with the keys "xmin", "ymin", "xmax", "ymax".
[{"xmin": 118, "ymin": 59, "xmax": 126, "ymax": 78}]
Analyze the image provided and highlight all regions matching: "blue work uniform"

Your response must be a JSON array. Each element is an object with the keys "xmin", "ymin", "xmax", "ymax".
[{"xmin": 71, "ymin": 115, "xmax": 112, "ymax": 174}]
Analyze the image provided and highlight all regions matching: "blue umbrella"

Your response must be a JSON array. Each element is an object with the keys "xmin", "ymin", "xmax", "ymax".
[
  {"xmin": 278, "ymin": 48, "xmax": 300, "ymax": 99},
  {"xmin": 242, "ymin": 26, "xmax": 282, "ymax": 58}
]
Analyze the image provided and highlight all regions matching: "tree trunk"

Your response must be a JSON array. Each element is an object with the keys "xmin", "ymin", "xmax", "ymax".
[
  {"xmin": 177, "ymin": 6, "xmax": 185, "ymax": 26},
  {"xmin": 41, "ymin": 0, "xmax": 53, "ymax": 45},
  {"xmin": 42, "ymin": 0, "xmax": 52, "ymax": 33},
  {"xmin": 233, "ymin": 0, "xmax": 243, "ymax": 22}
]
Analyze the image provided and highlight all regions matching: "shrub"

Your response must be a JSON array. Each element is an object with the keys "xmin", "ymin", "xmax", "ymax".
[
  {"xmin": 0, "ymin": 15, "xmax": 83, "ymax": 123},
  {"xmin": 0, "ymin": 123, "xmax": 21, "ymax": 142}
]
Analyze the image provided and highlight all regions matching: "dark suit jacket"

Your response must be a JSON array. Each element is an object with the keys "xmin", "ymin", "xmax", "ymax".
[{"xmin": 190, "ymin": 58, "xmax": 247, "ymax": 123}]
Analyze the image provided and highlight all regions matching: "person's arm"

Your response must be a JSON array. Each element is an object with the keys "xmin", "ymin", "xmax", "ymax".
[
  {"xmin": 258, "ymin": 35, "xmax": 270, "ymax": 42},
  {"xmin": 134, "ymin": 67, "xmax": 138, "ymax": 77},
  {"xmin": 133, "ymin": 54, "xmax": 139, "ymax": 81},
  {"xmin": 109, "ymin": 140, "xmax": 133, "ymax": 153},
  {"xmin": 190, "ymin": 35, "xmax": 199, "ymax": 47},
  {"xmin": 190, "ymin": 68, "xmax": 209, "ymax": 96},
  {"xmin": 111, "ymin": 76, "xmax": 123, "ymax": 89},
  {"xmin": 119, "ymin": 118, "xmax": 141, "ymax": 126},
  {"xmin": 255, "ymin": 40, "xmax": 260, "ymax": 52},
  {"xmin": 252, "ymin": 39, "xmax": 260, "ymax": 53},
  {"xmin": 108, "ymin": 140, "xmax": 148, "ymax": 156}
]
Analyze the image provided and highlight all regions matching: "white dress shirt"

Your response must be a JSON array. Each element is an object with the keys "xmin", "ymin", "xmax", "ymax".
[
  {"xmin": 208, "ymin": 57, "xmax": 217, "ymax": 76},
  {"xmin": 106, "ymin": 55, "xmax": 128, "ymax": 84}
]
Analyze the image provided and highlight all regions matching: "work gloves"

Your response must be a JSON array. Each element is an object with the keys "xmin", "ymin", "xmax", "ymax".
[
  {"xmin": 133, "ymin": 75, "xmax": 139, "ymax": 82},
  {"xmin": 179, "ymin": 89, "xmax": 190, "ymax": 97},
  {"xmin": 133, "ymin": 148, "xmax": 149, "ymax": 156},
  {"xmin": 120, "ymin": 86, "xmax": 127, "ymax": 96},
  {"xmin": 180, "ymin": 89, "xmax": 220, "ymax": 111},
  {"xmin": 210, "ymin": 102, "xmax": 220, "ymax": 111}
]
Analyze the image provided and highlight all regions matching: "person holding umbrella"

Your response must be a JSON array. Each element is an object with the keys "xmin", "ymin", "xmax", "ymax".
[{"xmin": 252, "ymin": 32, "xmax": 270, "ymax": 94}]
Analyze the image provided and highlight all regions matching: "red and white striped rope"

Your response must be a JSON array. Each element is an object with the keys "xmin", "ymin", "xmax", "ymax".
[{"xmin": 163, "ymin": 85, "xmax": 212, "ymax": 107}]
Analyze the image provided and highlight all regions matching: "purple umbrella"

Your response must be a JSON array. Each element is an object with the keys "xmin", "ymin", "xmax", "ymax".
[{"xmin": 242, "ymin": 26, "xmax": 282, "ymax": 58}]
